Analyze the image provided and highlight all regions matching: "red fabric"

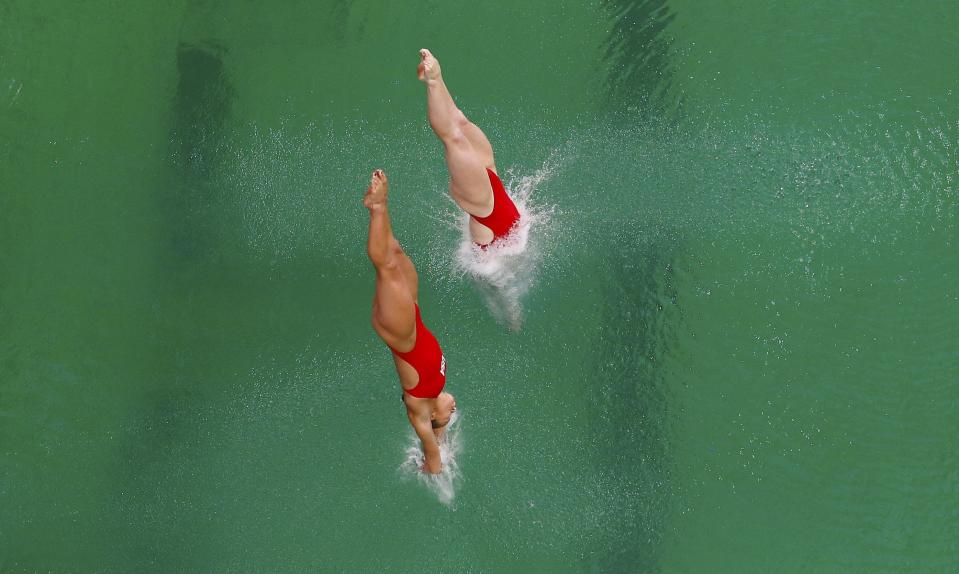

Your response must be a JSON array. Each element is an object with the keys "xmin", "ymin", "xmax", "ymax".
[
  {"xmin": 389, "ymin": 305, "xmax": 446, "ymax": 398},
  {"xmin": 471, "ymin": 169, "xmax": 521, "ymax": 245}
]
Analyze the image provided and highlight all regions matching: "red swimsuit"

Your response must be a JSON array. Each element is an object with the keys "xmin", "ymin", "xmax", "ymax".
[
  {"xmin": 471, "ymin": 169, "xmax": 521, "ymax": 246},
  {"xmin": 389, "ymin": 305, "xmax": 446, "ymax": 398}
]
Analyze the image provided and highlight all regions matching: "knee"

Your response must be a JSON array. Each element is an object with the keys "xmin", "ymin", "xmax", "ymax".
[
  {"xmin": 369, "ymin": 245, "xmax": 398, "ymax": 270},
  {"xmin": 442, "ymin": 128, "xmax": 470, "ymax": 150},
  {"xmin": 452, "ymin": 107, "xmax": 471, "ymax": 128},
  {"xmin": 371, "ymin": 256, "xmax": 400, "ymax": 275}
]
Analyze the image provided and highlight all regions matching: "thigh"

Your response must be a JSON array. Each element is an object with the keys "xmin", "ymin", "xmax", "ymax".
[
  {"xmin": 397, "ymin": 251, "xmax": 419, "ymax": 301},
  {"xmin": 372, "ymin": 268, "xmax": 415, "ymax": 349},
  {"xmin": 460, "ymin": 119, "xmax": 496, "ymax": 171},
  {"xmin": 444, "ymin": 135, "xmax": 495, "ymax": 215}
]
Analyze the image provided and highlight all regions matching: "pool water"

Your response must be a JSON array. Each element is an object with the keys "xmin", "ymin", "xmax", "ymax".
[{"xmin": 2, "ymin": 1, "xmax": 957, "ymax": 572}]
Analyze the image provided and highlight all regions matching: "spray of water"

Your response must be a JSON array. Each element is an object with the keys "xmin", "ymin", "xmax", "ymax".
[
  {"xmin": 450, "ymin": 154, "xmax": 559, "ymax": 330},
  {"xmin": 398, "ymin": 410, "xmax": 463, "ymax": 507}
]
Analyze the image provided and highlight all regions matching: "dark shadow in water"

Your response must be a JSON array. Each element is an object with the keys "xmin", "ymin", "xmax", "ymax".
[
  {"xmin": 587, "ymin": 231, "xmax": 682, "ymax": 573},
  {"xmin": 601, "ymin": 0, "xmax": 681, "ymax": 118},
  {"xmin": 164, "ymin": 40, "xmax": 234, "ymax": 261},
  {"xmin": 328, "ymin": 0, "xmax": 355, "ymax": 42},
  {"xmin": 110, "ymin": 38, "xmax": 235, "ymax": 570}
]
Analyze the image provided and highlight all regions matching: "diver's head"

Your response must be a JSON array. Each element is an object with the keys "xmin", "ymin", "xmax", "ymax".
[{"xmin": 431, "ymin": 392, "xmax": 457, "ymax": 429}]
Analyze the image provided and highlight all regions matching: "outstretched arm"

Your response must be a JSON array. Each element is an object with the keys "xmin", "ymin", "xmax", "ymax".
[{"xmin": 408, "ymin": 409, "xmax": 442, "ymax": 474}]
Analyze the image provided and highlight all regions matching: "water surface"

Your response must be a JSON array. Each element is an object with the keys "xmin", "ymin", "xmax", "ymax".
[{"xmin": 2, "ymin": 1, "xmax": 957, "ymax": 572}]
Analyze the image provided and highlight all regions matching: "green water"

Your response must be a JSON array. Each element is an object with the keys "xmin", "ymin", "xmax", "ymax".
[{"xmin": 2, "ymin": 1, "xmax": 957, "ymax": 572}]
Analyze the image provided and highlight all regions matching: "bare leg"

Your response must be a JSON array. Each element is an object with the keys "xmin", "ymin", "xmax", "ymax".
[
  {"xmin": 419, "ymin": 49, "xmax": 497, "ymax": 219},
  {"xmin": 365, "ymin": 170, "xmax": 416, "ymax": 350},
  {"xmin": 457, "ymin": 110, "xmax": 496, "ymax": 171}
]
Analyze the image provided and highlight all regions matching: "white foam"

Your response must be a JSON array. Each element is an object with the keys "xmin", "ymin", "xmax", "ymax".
[
  {"xmin": 452, "ymin": 156, "xmax": 558, "ymax": 330},
  {"xmin": 398, "ymin": 410, "xmax": 463, "ymax": 507}
]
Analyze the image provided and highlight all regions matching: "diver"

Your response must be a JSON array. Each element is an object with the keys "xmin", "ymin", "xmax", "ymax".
[
  {"xmin": 363, "ymin": 169, "xmax": 456, "ymax": 474},
  {"xmin": 418, "ymin": 49, "xmax": 521, "ymax": 248}
]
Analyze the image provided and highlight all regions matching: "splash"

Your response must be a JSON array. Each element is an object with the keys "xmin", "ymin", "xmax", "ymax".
[
  {"xmin": 452, "ymin": 155, "xmax": 559, "ymax": 330},
  {"xmin": 398, "ymin": 411, "xmax": 463, "ymax": 507}
]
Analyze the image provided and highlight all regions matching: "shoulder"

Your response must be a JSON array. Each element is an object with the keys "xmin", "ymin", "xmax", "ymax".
[{"xmin": 404, "ymin": 395, "xmax": 433, "ymax": 420}]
